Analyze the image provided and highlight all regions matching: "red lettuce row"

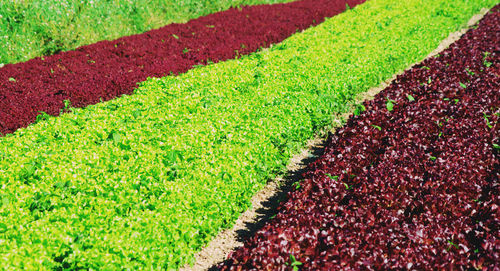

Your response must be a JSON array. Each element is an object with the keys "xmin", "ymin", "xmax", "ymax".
[
  {"xmin": 221, "ymin": 6, "xmax": 499, "ymax": 270},
  {"xmin": 0, "ymin": 0, "xmax": 364, "ymax": 135}
]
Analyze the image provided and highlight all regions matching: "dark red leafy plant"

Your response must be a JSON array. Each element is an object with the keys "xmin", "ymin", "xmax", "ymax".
[
  {"xmin": 0, "ymin": 0, "xmax": 365, "ymax": 135},
  {"xmin": 220, "ymin": 6, "xmax": 499, "ymax": 270}
]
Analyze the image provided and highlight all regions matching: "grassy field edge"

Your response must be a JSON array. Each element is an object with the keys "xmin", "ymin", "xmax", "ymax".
[{"xmin": 0, "ymin": 0, "xmax": 293, "ymax": 65}]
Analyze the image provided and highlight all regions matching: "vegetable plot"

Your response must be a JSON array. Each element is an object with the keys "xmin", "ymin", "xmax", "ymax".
[
  {"xmin": 0, "ymin": 0, "xmax": 496, "ymax": 269},
  {"xmin": 0, "ymin": 0, "xmax": 364, "ymax": 135},
  {"xmin": 0, "ymin": 0, "xmax": 295, "ymax": 64},
  {"xmin": 221, "ymin": 6, "xmax": 499, "ymax": 270}
]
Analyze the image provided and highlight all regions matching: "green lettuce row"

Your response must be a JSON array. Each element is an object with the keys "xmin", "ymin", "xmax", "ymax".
[{"xmin": 0, "ymin": 0, "xmax": 496, "ymax": 269}]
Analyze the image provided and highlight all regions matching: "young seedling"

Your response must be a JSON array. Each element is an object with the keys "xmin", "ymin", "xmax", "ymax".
[
  {"xmin": 483, "ymin": 113, "xmax": 493, "ymax": 129},
  {"xmin": 483, "ymin": 52, "xmax": 492, "ymax": 68},
  {"xmin": 447, "ymin": 240, "xmax": 459, "ymax": 251},
  {"xmin": 325, "ymin": 173, "xmax": 350, "ymax": 190},
  {"xmin": 386, "ymin": 98, "xmax": 395, "ymax": 112},
  {"xmin": 371, "ymin": 125, "xmax": 382, "ymax": 131},
  {"xmin": 465, "ymin": 68, "xmax": 475, "ymax": 76},
  {"xmin": 8, "ymin": 77, "xmax": 16, "ymax": 82},
  {"xmin": 172, "ymin": 34, "xmax": 179, "ymax": 39},
  {"xmin": 289, "ymin": 254, "xmax": 303, "ymax": 271},
  {"xmin": 60, "ymin": 99, "xmax": 72, "ymax": 114},
  {"xmin": 407, "ymin": 94, "xmax": 415, "ymax": 102},
  {"xmin": 325, "ymin": 173, "xmax": 338, "ymax": 181},
  {"xmin": 459, "ymin": 82, "xmax": 467, "ymax": 89}
]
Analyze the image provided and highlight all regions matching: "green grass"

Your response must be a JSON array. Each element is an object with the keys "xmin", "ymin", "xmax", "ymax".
[
  {"xmin": 0, "ymin": 0, "xmax": 293, "ymax": 65},
  {"xmin": 0, "ymin": 0, "xmax": 496, "ymax": 269}
]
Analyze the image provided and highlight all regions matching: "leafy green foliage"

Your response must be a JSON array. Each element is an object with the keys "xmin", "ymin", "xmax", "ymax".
[
  {"xmin": 483, "ymin": 51, "xmax": 493, "ymax": 67},
  {"xmin": 447, "ymin": 240, "xmax": 459, "ymax": 251},
  {"xmin": 386, "ymin": 98, "xmax": 395, "ymax": 112},
  {"xmin": 289, "ymin": 254, "xmax": 303, "ymax": 271},
  {"xmin": 35, "ymin": 111, "xmax": 51, "ymax": 123},
  {"xmin": 0, "ymin": 0, "xmax": 496, "ymax": 269},
  {"xmin": 0, "ymin": 0, "xmax": 293, "ymax": 64},
  {"xmin": 353, "ymin": 104, "xmax": 366, "ymax": 116},
  {"xmin": 483, "ymin": 113, "xmax": 493, "ymax": 129},
  {"xmin": 325, "ymin": 173, "xmax": 349, "ymax": 189}
]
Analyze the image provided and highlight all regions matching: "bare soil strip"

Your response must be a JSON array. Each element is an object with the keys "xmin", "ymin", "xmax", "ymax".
[{"xmin": 180, "ymin": 7, "xmax": 491, "ymax": 271}]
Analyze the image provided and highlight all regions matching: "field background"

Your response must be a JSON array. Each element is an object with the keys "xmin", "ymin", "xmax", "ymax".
[{"xmin": 0, "ymin": 0, "xmax": 292, "ymax": 64}]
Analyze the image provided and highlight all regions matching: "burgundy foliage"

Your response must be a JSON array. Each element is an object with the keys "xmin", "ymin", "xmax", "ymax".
[
  {"xmin": 221, "ymin": 7, "xmax": 499, "ymax": 270},
  {"xmin": 0, "ymin": 0, "xmax": 364, "ymax": 135}
]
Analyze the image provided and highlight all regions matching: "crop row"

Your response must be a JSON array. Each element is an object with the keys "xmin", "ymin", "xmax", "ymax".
[
  {"xmin": 0, "ymin": 0, "xmax": 496, "ymax": 269},
  {"xmin": 221, "ymin": 6, "xmax": 499, "ymax": 270},
  {"xmin": 0, "ymin": 0, "xmax": 364, "ymax": 135},
  {"xmin": 0, "ymin": 0, "xmax": 294, "ymax": 64}
]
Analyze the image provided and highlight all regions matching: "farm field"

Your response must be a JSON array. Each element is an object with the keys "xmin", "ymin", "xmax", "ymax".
[
  {"xmin": 0, "ymin": 0, "xmax": 365, "ymax": 135},
  {"xmin": 0, "ymin": 0, "xmax": 498, "ymax": 270},
  {"xmin": 221, "ymin": 6, "xmax": 499, "ymax": 270},
  {"xmin": 0, "ymin": 0, "xmax": 294, "ymax": 64}
]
